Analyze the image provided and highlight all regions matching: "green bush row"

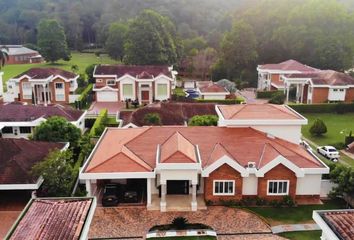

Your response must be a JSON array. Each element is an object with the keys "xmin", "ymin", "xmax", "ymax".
[
  {"xmin": 75, "ymin": 84, "xmax": 93, "ymax": 109},
  {"xmin": 206, "ymin": 195, "xmax": 295, "ymax": 207},
  {"xmin": 195, "ymin": 98, "xmax": 244, "ymax": 104},
  {"xmin": 256, "ymin": 90, "xmax": 283, "ymax": 99},
  {"xmin": 89, "ymin": 109, "xmax": 108, "ymax": 137},
  {"xmin": 289, "ymin": 103, "xmax": 354, "ymax": 114}
]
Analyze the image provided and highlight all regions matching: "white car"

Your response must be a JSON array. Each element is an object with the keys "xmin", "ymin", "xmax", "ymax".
[{"xmin": 317, "ymin": 146, "xmax": 339, "ymax": 161}]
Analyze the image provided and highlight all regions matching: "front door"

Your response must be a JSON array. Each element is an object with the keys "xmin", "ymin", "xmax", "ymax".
[
  {"xmin": 167, "ymin": 180, "xmax": 189, "ymax": 195},
  {"xmin": 141, "ymin": 90, "xmax": 149, "ymax": 101}
]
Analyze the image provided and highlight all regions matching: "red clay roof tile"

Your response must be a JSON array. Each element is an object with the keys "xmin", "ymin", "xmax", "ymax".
[
  {"xmin": 259, "ymin": 59, "xmax": 318, "ymax": 72},
  {"xmin": 14, "ymin": 67, "xmax": 77, "ymax": 79},
  {"xmin": 322, "ymin": 210, "xmax": 354, "ymax": 240},
  {"xmin": 94, "ymin": 65, "xmax": 172, "ymax": 78}
]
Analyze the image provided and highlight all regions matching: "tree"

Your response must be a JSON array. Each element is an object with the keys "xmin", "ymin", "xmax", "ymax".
[
  {"xmin": 85, "ymin": 64, "xmax": 96, "ymax": 84},
  {"xmin": 143, "ymin": 113, "xmax": 161, "ymax": 125},
  {"xmin": 32, "ymin": 149, "xmax": 76, "ymax": 197},
  {"xmin": 309, "ymin": 119, "xmax": 327, "ymax": 136},
  {"xmin": 217, "ymin": 79, "xmax": 236, "ymax": 93},
  {"xmin": 188, "ymin": 115, "xmax": 218, "ymax": 126},
  {"xmin": 124, "ymin": 10, "xmax": 181, "ymax": 65},
  {"xmin": 105, "ymin": 22, "xmax": 128, "ymax": 61},
  {"xmin": 192, "ymin": 47, "xmax": 217, "ymax": 80},
  {"xmin": 0, "ymin": 46, "xmax": 9, "ymax": 69},
  {"xmin": 32, "ymin": 116, "xmax": 81, "ymax": 148},
  {"xmin": 329, "ymin": 164, "xmax": 354, "ymax": 198},
  {"xmin": 268, "ymin": 92, "xmax": 285, "ymax": 105},
  {"xmin": 37, "ymin": 19, "xmax": 71, "ymax": 63}
]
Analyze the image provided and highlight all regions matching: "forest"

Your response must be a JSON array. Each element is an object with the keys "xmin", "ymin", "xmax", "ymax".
[{"xmin": 1, "ymin": 0, "xmax": 354, "ymax": 86}]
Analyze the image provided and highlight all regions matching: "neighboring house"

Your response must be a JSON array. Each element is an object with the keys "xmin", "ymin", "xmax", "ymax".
[
  {"xmin": 5, "ymin": 68, "xmax": 79, "ymax": 105},
  {"xmin": 313, "ymin": 209, "xmax": 354, "ymax": 240},
  {"xmin": 0, "ymin": 138, "xmax": 67, "ymax": 191},
  {"xmin": 80, "ymin": 123, "xmax": 328, "ymax": 212},
  {"xmin": 216, "ymin": 104, "xmax": 307, "ymax": 144},
  {"xmin": 0, "ymin": 103, "xmax": 86, "ymax": 138},
  {"xmin": 3, "ymin": 45, "xmax": 43, "ymax": 65},
  {"xmin": 6, "ymin": 197, "xmax": 96, "ymax": 240},
  {"xmin": 197, "ymin": 81, "xmax": 229, "ymax": 100},
  {"xmin": 257, "ymin": 59, "xmax": 317, "ymax": 91},
  {"xmin": 183, "ymin": 79, "xmax": 197, "ymax": 89},
  {"xmin": 282, "ymin": 70, "xmax": 354, "ymax": 104},
  {"xmin": 93, "ymin": 65, "xmax": 177, "ymax": 104}
]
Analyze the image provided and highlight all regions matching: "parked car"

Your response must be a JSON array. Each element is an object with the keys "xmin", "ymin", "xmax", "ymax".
[
  {"xmin": 102, "ymin": 184, "xmax": 120, "ymax": 207},
  {"xmin": 123, "ymin": 191, "xmax": 138, "ymax": 203},
  {"xmin": 317, "ymin": 146, "xmax": 339, "ymax": 162}
]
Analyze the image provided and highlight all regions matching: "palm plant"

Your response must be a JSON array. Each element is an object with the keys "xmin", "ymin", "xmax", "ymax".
[{"xmin": 0, "ymin": 46, "xmax": 9, "ymax": 69}]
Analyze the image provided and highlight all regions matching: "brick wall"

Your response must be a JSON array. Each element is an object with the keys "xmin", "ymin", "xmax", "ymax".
[
  {"xmin": 311, "ymin": 87, "xmax": 329, "ymax": 103},
  {"xmin": 345, "ymin": 88, "xmax": 354, "ymax": 103},
  {"xmin": 19, "ymin": 78, "xmax": 32, "ymax": 104},
  {"xmin": 50, "ymin": 78, "xmax": 70, "ymax": 103},
  {"xmin": 204, "ymin": 164, "xmax": 243, "ymax": 203}
]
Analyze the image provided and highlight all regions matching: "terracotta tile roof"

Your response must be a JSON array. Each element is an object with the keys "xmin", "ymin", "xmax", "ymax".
[
  {"xmin": 14, "ymin": 67, "xmax": 77, "ymax": 79},
  {"xmin": 94, "ymin": 65, "xmax": 172, "ymax": 78},
  {"xmin": 84, "ymin": 127, "xmax": 325, "ymax": 173},
  {"xmin": 8, "ymin": 198, "xmax": 93, "ymax": 240},
  {"xmin": 160, "ymin": 132, "xmax": 197, "ymax": 163},
  {"xmin": 0, "ymin": 103, "xmax": 84, "ymax": 122},
  {"xmin": 0, "ymin": 139, "xmax": 65, "ymax": 184},
  {"xmin": 198, "ymin": 82, "xmax": 228, "ymax": 93},
  {"xmin": 321, "ymin": 210, "xmax": 354, "ymax": 240},
  {"xmin": 259, "ymin": 59, "xmax": 318, "ymax": 72},
  {"xmin": 286, "ymin": 70, "xmax": 354, "ymax": 86},
  {"xmin": 205, "ymin": 142, "xmax": 234, "ymax": 166},
  {"xmin": 217, "ymin": 104, "xmax": 302, "ymax": 120}
]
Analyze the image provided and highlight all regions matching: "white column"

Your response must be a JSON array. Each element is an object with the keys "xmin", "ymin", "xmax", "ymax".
[
  {"xmin": 191, "ymin": 183, "xmax": 197, "ymax": 211},
  {"xmin": 43, "ymin": 84, "xmax": 47, "ymax": 106},
  {"xmin": 0, "ymin": 72, "xmax": 3, "ymax": 96},
  {"xmin": 296, "ymin": 84, "xmax": 300, "ymax": 103},
  {"xmin": 32, "ymin": 85, "xmax": 36, "ymax": 105},
  {"xmin": 147, "ymin": 178, "xmax": 152, "ymax": 207},
  {"xmin": 37, "ymin": 85, "xmax": 41, "ymax": 104},
  {"xmin": 47, "ymin": 84, "xmax": 51, "ymax": 104},
  {"xmin": 286, "ymin": 83, "xmax": 290, "ymax": 104},
  {"xmin": 300, "ymin": 84, "xmax": 304, "ymax": 104},
  {"xmin": 160, "ymin": 183, "xmax": 167, "ymax": 212},
  {"xmin": 85, "ymin": 180, "xmax": 92, "ymax": 196}
]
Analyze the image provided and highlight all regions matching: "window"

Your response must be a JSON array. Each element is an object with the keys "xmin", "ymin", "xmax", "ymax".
[
  {"xmin": 56, "ymin": 94, "xmax": 65, "ymax": 101},
  {"xmin": 23, "ymin": 94, "xmax": 32, "ymax": 100},
  {"xmin": 22, "ymin": 82, "xmax": 31, "ymax": 89},
  {"xmin": 157, "ymin": 84, "xmax": 168, "ymax": 97},
  {"xmin": 339, "ymin": 89, "xmax": 344, "ymax": 92},
  {"xmin": 19, "ymin": 127, "xmax": 31, "ymax": 134},
  {"xmin": 122, "ymin": 84, "xmax": 133, "ymax": 97},
  {"xmin": 213, "ymin": 180, "xmax": 235, "ymax": 195},
  {"xmin": 55, "ymin": 83, "xmax": 64, "ymax": 89},
  {"xmin": 1, "ymin": 127, "xmax": 13, "ymax": 134},
  {"xmin": 268, "ymin": 180, "xmax": 289, "ymax": 195},
  {"xmin": 333, "ymin": 89, "xmax": 338, "ymax": 92},
  {"xmin": 107, "ymin": 79, "xmax": 115, "ymax": 85},
  {"xmin": 96, "ymin": 79, "xmax": 102, "ymax": 83}
]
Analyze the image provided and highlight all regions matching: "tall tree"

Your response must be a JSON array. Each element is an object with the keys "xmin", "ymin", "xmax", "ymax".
[
  {"xmin": 105, "ymin": 22, "xmax": 128, "ymax": 61},
  {"xmin": 124, "ymin": 9, "xmax": 181, "ymax": 65},
  {"xmin": 0, "ymin": 46, "xmax": 9, "ymax": 69},
  {"xmin": 37, "ymin": 19, "xmax": 71, "ymax": 63}
]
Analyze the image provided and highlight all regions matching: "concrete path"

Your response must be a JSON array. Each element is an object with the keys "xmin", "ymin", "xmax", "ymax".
[
  {"xmin": 238, "ymin": 89, "xmax": 268, "ymax": 104},
  {"xmin": 271, "ymin": 223, "xmax": 320, "ymax": 234}
]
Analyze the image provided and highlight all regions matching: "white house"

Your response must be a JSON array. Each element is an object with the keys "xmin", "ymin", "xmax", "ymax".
[{"xmin": 197, "ymin": 81, "xmax": 229, "ymax": 100}]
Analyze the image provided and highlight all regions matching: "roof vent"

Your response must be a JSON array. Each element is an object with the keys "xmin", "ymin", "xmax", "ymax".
[
  {"xmin": 267, "ymin": 133, "xmax": 275, "ymax": 139},
  {"xmin": 247, "ymin": 162, "xmax": 256, "ymax": 168}
]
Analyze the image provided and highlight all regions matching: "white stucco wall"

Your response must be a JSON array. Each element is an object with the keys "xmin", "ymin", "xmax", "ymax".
[
  {"xmin": 242, "ymin": 175, "xmax": 258, "ymax": 195},
  {"xmin": 119, "ymin": 77, "xmax": 136, "ymax": 100},
  {"xmin": 202, "ymin": 94, "xmax": 227, "ymax": 100},
  {"xmin": 159, "ymin": 170, "xmax": 199, "ymax": 184},
  {"xmin": 296, "ymin": 174, "xmax": 322, "ymax": 195},
  {"xmin": 253, "ymin": 125, "xmax": 302, "ymax": 144},
  {"xmin": 154, "ymin": 77, "xmax": 170, "ymax": 101}
]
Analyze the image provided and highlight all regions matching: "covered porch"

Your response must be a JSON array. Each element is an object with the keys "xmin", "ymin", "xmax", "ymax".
[
  {"xmin": 283, "ymin": 77, "xmax": 309, "ymax": 104},
  {"xmin": 148, "ymin": 194, "xmax": 206, "ymax": 211}
]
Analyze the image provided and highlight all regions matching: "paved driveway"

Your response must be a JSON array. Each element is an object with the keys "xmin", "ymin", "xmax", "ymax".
[
  {"xmin": 89, "ymin": 206, "xmax": 272, "ymax": 239},
  {"xmin": 88, "ymin": 101, "xmax": 124, "ymax": 115}
]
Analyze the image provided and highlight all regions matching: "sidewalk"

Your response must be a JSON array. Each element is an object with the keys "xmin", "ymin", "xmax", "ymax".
[{"xmin": 271, "ymin": 224, "xmax": 320, "ymax": 234}]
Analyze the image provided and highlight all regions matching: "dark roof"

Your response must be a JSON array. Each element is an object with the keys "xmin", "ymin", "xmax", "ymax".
[
  {"xmin": 14, "ymin": 68, "xmax": 77, "ymax": 79},
  {"xmin": 0, "ymin": 103, "xmax": 84, "ymax": 122},
  {"xmin": 4, "ymin": 45, "xmax": 39, "ymax": 56},
  {"xmin": 94, "ymin": 65, "xmax": 172, "ymax": 78},
  {"xmin": 8, "ymin": 198, "xmax": 93, "ymax": 240},
  {"xmin": 259, "ymin": 59, "xmax": 318, "ymax": 72},
  {"xmin": 0, "ymin": 139, "xmax": 65, "ymax": 184},
  {"xmin": 286, "ymin": 70, "xmax": 354, "ymax": 86},
  {"xmin": 320, "ymin": 210, "xmax": 354, "ymax": 240}
]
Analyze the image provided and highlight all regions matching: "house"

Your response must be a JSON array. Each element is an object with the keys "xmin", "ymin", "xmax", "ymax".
[
  {"xmin": 257, "ymin": 59, "xmax": 317, "ymax": 91},
  {"xmin": 3, "ymin": 45, "xmax": 43, "ymax": 65},
  {"xmin": 313, "ymin": 209, "xmax": 354, "ymax": 240},
  {"xmin": 6, "ymin": 197, "xmax": 96, "ymax": 240},
  {"xmin": 0, "ymin": 138, "xmax": 67, "ymax": 191},
  {"xmin": 216, "ymin": 104, "xmax": 307, "ymax": 144},
  {"xmin": 80, "ymin": 114, "xmax": 329, "ymax": 212},
  {"xmin": 93, "ymin": 65, "xmax": 177, "ymax": 104},
  {"xmin": 4, "ymin": 68, "xmax": 79, "ymax": 105},
  {"xmin": 0, "ymin": 103, "xmax": 86, "ymax": 138},
  {"xmin": 197, "ymin": 81, "xmax": 229, "ymax": 100},
  {"xmin": 282, "ymin": 70, "xmax": 354, "ymax": 104}
]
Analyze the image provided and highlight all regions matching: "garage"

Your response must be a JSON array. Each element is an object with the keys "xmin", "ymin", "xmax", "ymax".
[{"xmin": 96, "ymin": 91, "xmax": 118, "ymax": 102}]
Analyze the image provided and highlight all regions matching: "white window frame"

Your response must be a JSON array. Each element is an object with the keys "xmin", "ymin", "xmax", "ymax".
[
  {"xmin": 55, "ymin": 82, "xmax": 64, "ymax": 89},
  {"xmin": 56, "ymin": 94, "xmax": 65, "ymax": 101},
  {"xmin": 106, "ymin": 79, "xmax": 115, "ymax": 86},
  {"xmin": 213, "ymin": 180, "xmax": 235, "ymax": 196},
  {"xmin": 267, "ymin": 180, "xmax": 289, "ymax": 196}
]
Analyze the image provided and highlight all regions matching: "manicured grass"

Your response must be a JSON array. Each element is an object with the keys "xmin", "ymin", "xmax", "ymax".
[
  {"xmin": 245, "ymin": 199, "xmax": 347, "ymax": 225},
  {"xmin": 278, "ymin": 230, "xmax": 321, "ymax": 240},
  {"xmin": 302, "ymin": 113, "xmax": 354, "ymax": 146},
  {"xmin": 2, "ymin": 52, "xmax": 119, "ymax": 82},
  {"xmin": 149, "ymin": 237, "xmax": 216, "ymax": 240}
]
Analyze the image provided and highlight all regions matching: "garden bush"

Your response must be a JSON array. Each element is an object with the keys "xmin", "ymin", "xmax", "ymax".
[
  {"xmin": 195, "ymin": 98, "xmax": 244, "ymax": 104},
  {"xmin": 281, "ymin": 196, "xmax": 295, "ymax": 207},
  {"xmin": 255, "ymin": 197, "xmax": 267, "ymax": 206},
  {"xmin": 268, "ymin": 92, "xmax": 285, "ymax": 104},
  {"xmin": 89, "ymin": 109, "xmax": 108, "ymax": 137},
  {"xmin": 188, "ymin": 115, "xmax": 218, "ymax": 126},
  {"xmin": 290, "ymin": 103, "xmax": 354, "ymax": 113},
  {"xmin": 172, "ymin": 217, "xmax": 188, "ymax": 230},
  {"xmin": 330, "ymin": 142, "xmax": 347, "ymax": 150},
  {"xmin": 75, "ymin": 84, "xmax": 93, "ymax": 109},
  {"xmin": 143, "ymin": 113, "xmax": 161, "ymax": 125},
  {"xmin": 345, "ymin": 131, "xmax": 354, "ymax": 145},
  {"xmin": 309, "ymin": 119, "xmax": 327, "ymax": 136},
  {"xmin": 256, "ymin": 90, "xmax": 283, "ymax": 99}
]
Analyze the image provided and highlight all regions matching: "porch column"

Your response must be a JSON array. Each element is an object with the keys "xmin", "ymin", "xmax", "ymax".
[
  {"xmin": 296, "ymin": 84, "xmax": 300, "ymax": 103},
  {"xmin": 32, "ymin": 85, "xmax": 37, "ymax": 105},
  {"xmin": 160, "ymin": 183, "xmax": 167, "ymax": 212},
  {"xmin": 47, "ymin": 84, "xmax": 51, "ymax": 104},
  {"xmin": 191, "ymin": 183, "xmax": 197, "ymax": 211},
  {"xmin": 43, "ymin": 84, "xmax": 47, "ymax": 106},
  {"xmin": 37, "ymin": 85, "xmax": 41, "ymax": 104},
  {"xmin": 147, "ymin": 178, "xmax": 152, "ymax": 207},
  {"xmin": 85, "ymin": 180, "xmax": 92, "ymax": 196},
  {"xmin": 285, "ymin": 83, "xmax": 290, "ymax": 104},
  {"xmin": 300, "ymin": 83, "xmax": 304, "ymax": 104}
]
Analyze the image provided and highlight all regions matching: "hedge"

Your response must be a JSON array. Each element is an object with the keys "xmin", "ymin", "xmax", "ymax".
[
  {"xmin": 89, "ymin": 109, "xmax": 108, "ymax": 137},
  {"xmin": 195, "ymin": 98, "xmax": 244, "ymax": 104},
  {"xmin": 256, "ymin": 90, "xmax": 283, "ymax": 99},
  {"xmin": 289, "ymin": 103, "xmax": 354, "ymax": 114},
  {"xmin": 75, "ymin": 84, "xmax": 93, "ymax": 109}
]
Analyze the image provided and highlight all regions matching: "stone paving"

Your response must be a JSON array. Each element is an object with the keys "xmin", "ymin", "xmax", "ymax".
[
  {"xmin": 218, "ymin": 234, "xmax": 286, "ymax": 240},
  {"xmin": 89, "ymin": 206, "xmax": 272, "ymax": 239}
]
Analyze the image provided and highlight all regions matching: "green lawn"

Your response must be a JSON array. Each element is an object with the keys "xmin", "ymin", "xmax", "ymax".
[
  {"xmin": 2, "ymin": 52, "xmax": 119, "ymax": 83},
  {"xmin": 244, "ymin": 199, "xmax": 347, "ymax": 225},
  {"xmin": 278, "ymin": 230, "xmax": 321, "ymax": 240}
]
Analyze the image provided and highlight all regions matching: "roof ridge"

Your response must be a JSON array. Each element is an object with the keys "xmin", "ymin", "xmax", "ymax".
[
  {"xmin": 230, "ymin": 104, "xmax": 247, "ymax": 119},
  {"xmin": 121, "ymin": 145, "xmax": 153, "ymax": 170},
  {"xmin": 269, "ymin": 104, "xmax": 297, "ymax": 117}
]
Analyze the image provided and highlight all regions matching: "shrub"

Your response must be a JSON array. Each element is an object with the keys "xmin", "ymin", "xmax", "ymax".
[
  {"xmin": 281, "ymin": 196, "xmax": 295, "ymax": 207},
  {"xmin": 256, "ymin": 90, "xmax": 283, "ymax": 99},
  {"xmin": 195, "ymin": 98, "xmax": 244, "ymax": 104},
  {"xmin": 188, "ymin": 115, "xmax": 218, "ymax": 126},
  {"xmin": 289, "ymin": 103, "xmax": 354, "ymax": 114},
  {"xmin": 268, "ymin": 92, "xmax": 285, "ymax": 104},
  {"xmin": 75, "ymin": 84, "xmax": 93, "ymax": 109},
  {"xmin": 269, "ymin": 199, "xmax": 282, "ymax": 207},
  {"xmin": 345, "ymin": 131, "xmax": 354, "ymax": 145},
  {"xmin": 309, "ymin": 119, "xmax": 327, "ymax": 136},
  {"xmin": 240, "ymin": 197, "xmax": 255, "ymax": 206},
  {"xmin": 143, "ymin": 113, "xmax": 161, "ymax": 125},
  {"xmin": 89, "ymin": 109, "xmax": 108, "ymax": 137},
  {"xmin": 172, "ymin": 217, "xmax": 188, "ymax": 230},
  {"xmin": 255, "ymin": 197, "xmax": 267, "ymax": 206},
  {"xmin": 331, "ymin": 142, "xmax": 346, "ymax": 150}
]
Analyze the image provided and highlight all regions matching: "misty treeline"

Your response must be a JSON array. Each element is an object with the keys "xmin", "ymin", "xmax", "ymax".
[{"xmin": 0, "ymin": 0, "xmax": 353, "ymax": 86}]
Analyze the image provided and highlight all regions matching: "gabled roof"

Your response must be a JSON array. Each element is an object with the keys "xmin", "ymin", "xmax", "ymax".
[
  {"xmin": 258, "ymin": 59, "xmax": 318, "ymax": 72},
  {"xmin": 94, "ymin": 65, "xmax": 173, "ymax": 78},
  {"xmin": 4, "ymin": 45, "xmax": 39, "ymax": 56},
  {"xmin": 0, "ymin": 103, "xmax": 84, "ymax": 122},
  {"xmin": 14, "ymin": 67, "xmax": 77, "ymax": 79},
  {"xmin": 217, "ymin": 104, "xmax": 302, "ymax": 120},
  {"xmin": 285, "ymin": 70, "xmax": 354, "ymax": 86},
  {"xmin": 205, "ymin": 142, "xmax": 234, "ymax": 166},
  {"xmin": 198, "ymin": 82, "xmax": 228, "ymax": 94},
  {"xmin": 0, "ymin": 139, "xmax": 65, "ymax": 185},
  {"xmin": 7, "ymin": 198, "xmax": 94, "ymax": 240},
  {"xmin": 160, "ymin": 132, "xmax": 197, "ymax": 163}
]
